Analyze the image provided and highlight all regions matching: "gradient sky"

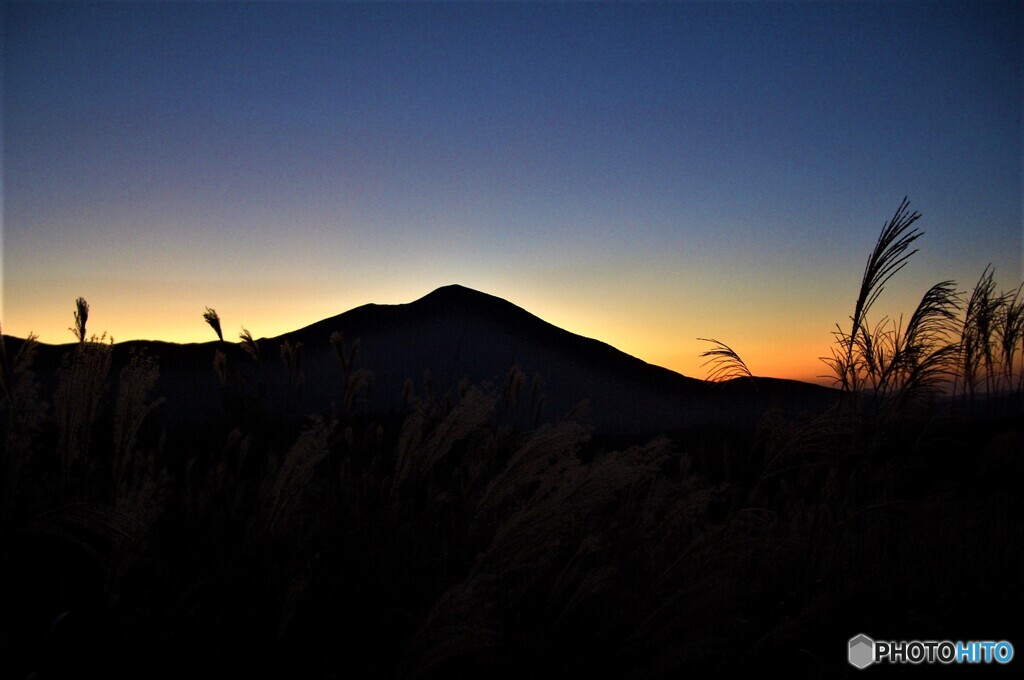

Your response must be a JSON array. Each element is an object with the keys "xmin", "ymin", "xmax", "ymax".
[{"xmin": 2, "ymin": 1, "xmax": 1021, "ymax": 383}]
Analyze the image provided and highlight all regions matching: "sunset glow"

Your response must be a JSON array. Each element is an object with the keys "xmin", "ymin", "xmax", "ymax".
[{"xmin": 3, "ymin": 2, "xmax": 1020, "ymax": 385}]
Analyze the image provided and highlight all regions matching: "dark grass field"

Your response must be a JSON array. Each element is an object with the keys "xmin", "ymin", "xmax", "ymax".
[
  {"xmin": 2, "ymin": 203, "xmax": 1022, "ymax": 677},
  {"xmin": 0, "ymin": 326, "xmax": 1020, "ymax": 679}
]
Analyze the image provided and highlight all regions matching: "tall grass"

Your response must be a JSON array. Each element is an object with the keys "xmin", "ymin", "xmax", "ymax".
[
  {"xmin": 203, "ymin": 306, "xmax": 223, "ymax": 342},
  {"xmin": 70, "ymin": 297, "xmax": 89, "ymax": 343},
  {"xmin": 0, "ymin": 325, "xmax": 46, "ymax": 526},
  {"xmin": 843, "ymin": 280, "xmax": 961, "ymax": 407},
  {"xmin": 111, "ymin": 348, "xmax": 164, "ymax": 510},
  {"xmin": 1, "ymin": 226, "xmax": 1021, "ymax": 678},
  {"xmin": 812, "ymin": 200, "xmax": 1023, "ymax": 411},
  {"xmin": 697, "ymin": 197, "xmax": 1000, "ymax": 409},
  {"xmin": 0, "ymin": 324, "xmax": 43, "ymax": 440},
  {"xmin": 697, "ymin": 338, "xmax": 753, "ymax": 382},
  {"xmin": 998, "ymin": 283, "xmax": 1024, "ymax": 395},
  {"xmin": 958, "ymin": 265, "xmax": 998, "ymax": 401},
  {"xmin": 823, "ymin": 198, "xmax": 922, "ymax": 401},
  {"xmin": 54, "ymin": 334, "xmax": 112, "ymax": 490},
  {"xmin": 265, "ymin": 415, "xmax": 332, "ymax": 532},
  {"xmin": 330, "ymin": 330, "xmax": 372, "ymax": 417},
  {"xmin": 239, "ymin": 327, "xmax": 262, "ymax": 364}
]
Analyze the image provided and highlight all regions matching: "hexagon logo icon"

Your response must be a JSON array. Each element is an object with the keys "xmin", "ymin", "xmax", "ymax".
[{"xmin": 849, "ymin": 634, "xmax": 875, "ymax": 669}]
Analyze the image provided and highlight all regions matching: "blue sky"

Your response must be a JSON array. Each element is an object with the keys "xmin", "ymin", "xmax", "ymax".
[{"xmin": 2, "ymin": 1, "xmax": 1021, "ymax": 382}]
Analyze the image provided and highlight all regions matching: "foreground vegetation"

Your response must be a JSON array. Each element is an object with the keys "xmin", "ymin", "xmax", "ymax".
[{"xmin": 1, "ymin": 201, "xmax": 1021, "ymax": 678}]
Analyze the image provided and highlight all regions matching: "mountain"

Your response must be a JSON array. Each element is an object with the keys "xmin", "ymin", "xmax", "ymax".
[{"xmin": 4, "ymin": 285, "xmax": 836, "ymax": 435}]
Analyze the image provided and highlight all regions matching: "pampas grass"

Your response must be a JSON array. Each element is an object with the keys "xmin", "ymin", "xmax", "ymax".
[
  {"xmin": 956, "ymin": 266, "xmax": 1024, "ymax": 402},
  {"xmin": 837, "ymin": 197, "xmax": 923, "ymax": 393},
  {"xmin": 330, "ymin": 331, "xmax": 372, "ymax": 416},
  {"xmin": 838, "ymin": 280, "xmax": 961, "ymax": 409},
  {"xmin": 239, "ymin": 327, "xmax": 262, "ymax": 364},
  {"xmin": 820, "ymin": 198, "xmax": 923, "ymax": 400},
  {"xmin": 392, "ymin": 386, "xmax": 494, "ymax": 497},
  {"xmin": 2, "ymin": 225, "xmax": 1021, "ymax": 678},
  {"xmin": 0, "ymin": 324, "xmax": 44, "ymax": 436},
  {"xmin": 266, "ymin": 415, "xmax": 332, "ymax": 532},
  {"xmin": 0, "ymin": 325, "xmax": 46, "ymax": 525},
  {"xmin": 112, "ymin": 348, "xmax": 164, "ymax": 510},
  {"xmin": 997, "ymin": 283, "xmax": 1024, "ymax": 395},
  {"xmin": 889, "ymin": 280, "xmax": 961, "ymax": 401},
  {"xmin": 203, "ymin": 306, "xmax": 223, "ymax": 342},
  {"xmin": 958, "ymin": 265, "xmax": 998, "ymax": 401},
  {"xmin": 54, "ymin": 333, "xmax": 112, "ymax": 489},
  {"xmin": 812, "ymin": 200, "xmax": 1023, "ymax": 411},
  {"xmin": 70, "ymin": 296, "xmax": 89, "ymax": 343},
  {"xmin": 698, "ymin": 338, "xmax": 753, "ymax": 382}
]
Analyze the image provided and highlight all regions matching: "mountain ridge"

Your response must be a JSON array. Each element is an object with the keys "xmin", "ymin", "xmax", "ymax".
[
  {"xmin": 284, "ymin": 283, "xmax": 705, "ymax": 385},
  {"xmin": 3, "ymin": 284, "xmax": 836, "ymax": 434}
]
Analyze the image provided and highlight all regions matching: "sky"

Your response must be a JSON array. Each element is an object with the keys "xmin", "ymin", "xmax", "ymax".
[{"xmin": 2, "ymin": 1, "xmax": 1021, "ymax": 383}]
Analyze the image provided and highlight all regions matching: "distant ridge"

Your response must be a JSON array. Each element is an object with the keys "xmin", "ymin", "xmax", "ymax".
[
  {"xmin": 409, "ymin": 283, "xmax": 520, "ymax": 312},
  {"xmin": 288, "ymin": 283, "xmax": 704, "ymax": 382},
  {"xmin": 4, "ymin": 285, "xmax": 836, "ymax": 434}
]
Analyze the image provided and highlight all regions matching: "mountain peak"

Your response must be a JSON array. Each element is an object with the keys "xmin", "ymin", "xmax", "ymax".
[
  {"xmin": 419, "ymin": 284, "xmax": 500, "ymax": 303},
  {"xmin": 413, "ymin": 284, "xmax": 518, "ymax": 313}
]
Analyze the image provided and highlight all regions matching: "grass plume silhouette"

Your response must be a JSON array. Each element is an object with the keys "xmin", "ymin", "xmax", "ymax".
[
  {"xmin": 0, "ymin": 203, "xmax": 1021, "ymax": 678},
  {"xmin": 203, "ymin": 306, "xmax": 223, "ymax": 342},
  {"xmin": 698, "ymin": 338, "xmax": 753, "ymax": 382}
]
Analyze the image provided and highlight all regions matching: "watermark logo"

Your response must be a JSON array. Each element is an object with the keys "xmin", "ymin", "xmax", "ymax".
[
  {"xmin": 849, "ymin": 634, "xmax": 1014, "ymax": 668},
  {"xmin": 849, "ymin": 634, "xmax": 875, "ymax": 669}
]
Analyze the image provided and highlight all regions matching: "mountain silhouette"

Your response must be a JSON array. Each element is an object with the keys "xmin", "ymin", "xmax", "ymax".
[{"xmin": 6, "ymin": 285, "xmax": 835, "ymax": 434}]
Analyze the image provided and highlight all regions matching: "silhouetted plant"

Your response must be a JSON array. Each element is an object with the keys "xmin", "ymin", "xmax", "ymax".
[
  {"xmin": 698, "ymin": 338, "xmax": 753, "ymax": 382},
  {"xmin": 891, "ymin": 280, "xmax": 961, "ymax": 402},
  {"xmin": 266, "ymin": 415, "xmax": 332, "ymax": 532},
  {"xmin": 828, "ymin": 198, "xmax": 922, "ymax": 396},
  {"xmin": 112, "ymin": 348, "xmax": 164, "ymax": 508},
  {"xmin": 280, "ymin": 339, "xmax": 304, "ymax": 409},
  {"xmin": 70, "ymin": 296, "xmax": 89, "ymax": 343},
  {"xmin": 811, "ymin": 203, "xmax": 1024, "ymax": 411},
  {"xmin": 953, "ymin": 268, "xmax": 1024, "ymax": 402},
  {"xmin": 0, "ymin": 324, "xmax": 43, "ymax": 436},
  {"xmin": 843, "ymin": 280, "xmax": 961, "ymax": 407},
  {"xmin": 391, "ymin": 386, "xmax": 494, "ymax": 500},
  {"xmin": 239, "ymin": 327, "xmax": 262, "ymax": 364},
  {"xmin": 330, "ymin": 331, "xmax": 372, "ymax": 416},
  {"xmin": 997, "ymin": 283, "xmax": 1024, "ymax": 395},
  {"xmin": 54, "ymin": 333, "xmax": 113, "ymax": 489},
  {"xmin": 0, "ymin": 325, "xmax": 45, "ymax": 520},
  {"xmin": 958, "ymin": 265, "xmax": 1000, "ymax": 401},
  {"xmin": 4, "ymin": 238, "xmax": 1023, "ymax": 678},
  {"xmin": 203, "ymin": 306, "xmax": 223, "ymax": 342}
]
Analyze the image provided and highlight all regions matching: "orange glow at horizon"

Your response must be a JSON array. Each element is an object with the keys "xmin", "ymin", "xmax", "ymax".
[
  {"xmin": 4, "ymin": 2, "xmax": 1019, "ymax": 396},
  {"xmin": 5, "ymin": 280, "xmax": 840, "ymax": 384}
]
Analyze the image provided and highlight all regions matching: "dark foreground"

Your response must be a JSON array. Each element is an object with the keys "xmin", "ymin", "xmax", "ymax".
[{"xmin": 1, "ymin": 336, "xmax": 1021, "ymax": 679}]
